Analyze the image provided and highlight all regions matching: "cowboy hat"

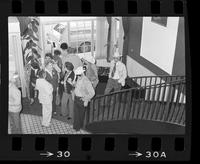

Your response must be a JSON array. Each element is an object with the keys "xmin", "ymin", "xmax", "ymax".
[
  {"xmin": 113, "ymin": 51, "xmax": 122, "ymax": 58},
  {"xmin": 74, "ymin": 66, "xmax": 85, "ymax": 75},
  {"xmin": 82, "ymin": 53, "xmax": 95, "ymax": 64}
]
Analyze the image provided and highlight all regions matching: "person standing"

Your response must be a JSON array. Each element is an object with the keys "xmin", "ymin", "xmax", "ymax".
[
  {"xmin": 81, "ymin": 53, "xmax": 99, "ymax": 89},
  {"xmin": 104, "ymin": 51, "xmax": 127, "ymax": 94},
  {"xmin": 9, "ymin": 73, "xmax": 22, "ymax": 134},
  {"xmin": 60, "ymin": 42, "xmax": 83, "ymax": 72},
  {"xmin": 35, "ymin": 70, "xmax": 53, "ymax": 127},
  {"xmin": 73, "ymin": 66, "xmax": 95, "ymax": 131},
  {"xmin": 60, "ymin": 62, "xmax": 75, "ymax": 119},
  {"xmin": 53, "ymin": 49, "xmax": 63, "ymax": 71},
  {"xmin": 44, "ymin": 56, "xmax": 60, "ymax": 115},
  {"xmin": 53, "ymin": 49, "xmax": 63, "ymax": 105},
  {"xmin": 29, "ymin": 50, "xmax": 41, "ymax": 105}
]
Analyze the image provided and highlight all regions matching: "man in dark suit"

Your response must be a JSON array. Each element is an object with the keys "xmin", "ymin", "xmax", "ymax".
[
  {"xmin": 44, "ymin": 53, "xmax": 61, "ymax": 115},
  {"xmin": 29, "ymin": 51, "xmax": 41, "ymax": 105}
]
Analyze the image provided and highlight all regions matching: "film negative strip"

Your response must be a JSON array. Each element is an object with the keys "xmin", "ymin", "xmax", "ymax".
[{"xmin": 0, "ymin": 0, "xmax": 191, "ymax": 161}]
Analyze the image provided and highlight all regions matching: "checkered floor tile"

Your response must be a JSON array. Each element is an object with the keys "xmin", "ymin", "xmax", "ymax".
[{"xmin": 8, "ymin": 114, "xmax": 90, "ymax": 134}]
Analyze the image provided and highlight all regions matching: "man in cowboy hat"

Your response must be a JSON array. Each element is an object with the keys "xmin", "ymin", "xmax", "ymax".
[
  {"xmin": 104, "ymin": 50, "xmax": 127, "ymax": 94},
  {"xmin": 73, "ymin": 66, "xmax": 95, "ymax": 131},
  {"xmin": 80, "ymin": 53, "xmax": 99, "ymax": 89}
]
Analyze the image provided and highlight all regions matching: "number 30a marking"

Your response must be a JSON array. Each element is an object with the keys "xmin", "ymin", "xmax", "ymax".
[{"xmin": 145, "ymin": 151, "xmax": 166, "ymax": 158}]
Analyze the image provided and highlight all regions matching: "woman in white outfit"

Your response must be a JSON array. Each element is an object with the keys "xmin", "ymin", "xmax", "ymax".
[{"xmin": 35, "ymin": 70, "xmax": 53, "ymax": 127}]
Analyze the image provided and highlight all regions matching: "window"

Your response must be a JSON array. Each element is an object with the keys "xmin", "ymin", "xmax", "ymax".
[
  {"xmin": 114, "ymin": 17, "xmax": 120, "ymax": 49},
  {"xmin": 44, "ymin": 19, "xmax": 97, "ymax": 56},
  {"xmin": 68, "ymin": 20, "xmax": 96, "ymax": 55}
]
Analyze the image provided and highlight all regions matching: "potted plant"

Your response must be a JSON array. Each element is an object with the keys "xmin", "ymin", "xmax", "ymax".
[{"xmin": 17, "ymin": 17, "xmax": 41, "ymax": 99}]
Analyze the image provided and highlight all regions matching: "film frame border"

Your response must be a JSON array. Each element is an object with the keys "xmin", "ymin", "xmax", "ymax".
[{"xmin": 0, "ymin": 0, "xmax": 191, "ymax": 161}]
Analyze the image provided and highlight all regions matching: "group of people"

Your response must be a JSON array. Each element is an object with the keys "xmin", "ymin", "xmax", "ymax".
[
  {"xmin": 30, "ymin": 42, "xmax": 99, "ymax": 131},
  {"xmin": 8, "ymin": 42, "xmax": 127, "ymax": 133}
]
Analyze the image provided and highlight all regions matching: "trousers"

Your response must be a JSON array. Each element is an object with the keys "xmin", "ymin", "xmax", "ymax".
[
  {"xmin": 73, "ymin": 96, "xmax": 86, "ymax": 131},
  {"xmin": 52, "ymin": 90, "xmax": 57, "ymax": 112},
  {"xmin": 9, "ymin": 112, "xmax": 22, "ymax": 134},
  {"xmin": 104, "ymin": 78, "xmax": 121, "ymax": 94},
  {"xmin": 61, "ymin": 92, "xmax": 74, "ymax": 118},
  {"xmin": 42, "ymin": 103, "xmax": 52, "ymax": 127}
]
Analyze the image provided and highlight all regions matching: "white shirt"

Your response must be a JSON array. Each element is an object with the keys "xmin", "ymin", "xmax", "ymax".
[
  {"xmin": 109, "ymin": 60, "xmax": 127, "ymax": 86},
  {"xmin": 45, "ymin": 68, "xmax": 52, "ymax": 77},
  {"xmin": 74, "ymin": 76, "xmax": 95, "ymax": 101},
  {"xmin": 35, "ymin": 78, "xmax": 53, "ymax": 104},
  {"xmin": 53, "ymin": 63, "xmax": 61, "ymax": 73},
  {"xmin": 9, "ymin": 84, "xmax": 22, "ymax": 113}
]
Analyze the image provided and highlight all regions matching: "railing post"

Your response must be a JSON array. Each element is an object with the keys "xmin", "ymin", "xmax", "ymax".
[
  {"xmin": 84, "ymin": 102, "xmax": 91, "ymax": 129},
  {"xmin": 126, "ymin": 90, "xmax": 132, "ymax": 120}
]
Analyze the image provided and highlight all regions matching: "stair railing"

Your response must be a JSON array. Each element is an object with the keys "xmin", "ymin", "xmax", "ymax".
[{"xmin": 84, "ymin": 76, "xmax": 186, "ymax": 128}]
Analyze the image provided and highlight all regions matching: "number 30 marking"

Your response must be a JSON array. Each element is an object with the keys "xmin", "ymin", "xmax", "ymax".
[{"xmin": 57, "ymin": 151, "xmax": 71, "ymax": 158}]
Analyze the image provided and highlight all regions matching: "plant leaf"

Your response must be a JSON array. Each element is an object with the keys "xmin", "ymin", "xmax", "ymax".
[
  {"xmin": 17, "ymin": 17, "xmax": 32, "ymax": 36},
  {"xmin": 22, "ymin": 28, "xmax": 29, "ymax": 37},
  {"xmin": 31, "ymin": 21, "xmax": 38, "ymax": 33},
  {"xmin": 31, "ymin": 36, "xmax": 39, "ymax": 41},
  {"xmin": 32, "ymin": 42, "xmax": 37, "ymax": 47},
  {"xmin": 32, "ymin": 18, "xmax": 39, "ymax": 26},
  {"xmin": 27, "ymin": 28, "xmax": 34, "ymax": 37},
  {"xmin": 24, "ymin": 36, "xmax": 31, "ymax": 40},
  {"xmin": 32, "ymin": 48, "xmax": 38, "ymax": 54},
  {"xmin": 32, "ymin": 24, "xmax": 38, "ymax": 33}
]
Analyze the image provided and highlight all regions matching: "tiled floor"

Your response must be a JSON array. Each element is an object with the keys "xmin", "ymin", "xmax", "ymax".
[
  {"xmin": 8, "ymin": 78, "xmax": 108, "ymax": 134},
  {"xmin": 8, "ymin": 114, "xmax": 90, "ymax": 134}
]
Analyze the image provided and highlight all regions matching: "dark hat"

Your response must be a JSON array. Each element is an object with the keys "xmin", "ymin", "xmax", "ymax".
[
  {"xmin": 32, "ymin": 49, "xmax": 41, "ymax": 58},
  {"xmin": 60, "ymin": 43, "xmax": 68, "ymax": 50},
  {"xmin": 54, "ymin": 49, "xmax": 61, "ymax": 56},
  {"xmin": 31, "ymin": 60, "xmax": 40, "ymax": 69},
  {"xmin": 65, "ymin": 62, "xmax": 74, "ymax": 71},
  {"xmin": 38, "ymin": 69, "xmax": 46, "ymax": 78},
  {"xmin": 45, "ymin": 53, "xmax": 53, "ymax": 59}
]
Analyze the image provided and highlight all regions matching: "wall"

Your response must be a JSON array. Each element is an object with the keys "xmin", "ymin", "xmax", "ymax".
[
  {"xmin": 126, "ymin": 56, "xmax": 155, "ymax": 77},
  {"xmin": 126, "ymin": 17, "xmax": 185, "ymax": 77},
  {"xmin": 140, "ymin": 17, "xmax": 179, "ymax": 75},
  {"xmin": 172, "ymin": 17, "xmax": 185, "ymax": 75},
  {"xmin": 8, "ymin": 17, "xmax": 27, "ymax": 97}
]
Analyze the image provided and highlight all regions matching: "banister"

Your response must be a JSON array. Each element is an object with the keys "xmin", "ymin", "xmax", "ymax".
[
  {"xmin": 93, "ymin": 78, "xmax": 185, "ymax": 100},
  {"xmin": 85, "ymin": 75, "xmax": 186, "ymax": 130}
]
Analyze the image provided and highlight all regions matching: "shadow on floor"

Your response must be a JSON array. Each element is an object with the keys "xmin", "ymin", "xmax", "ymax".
[{"xmin": 86, "ymin": 119, "xmax": 185, "ymax": 134}]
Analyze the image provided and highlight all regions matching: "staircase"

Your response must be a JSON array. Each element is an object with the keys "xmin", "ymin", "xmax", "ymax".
[{"xmin": 84, "ymin": 75, "xmax": 186, "ymax": 134}]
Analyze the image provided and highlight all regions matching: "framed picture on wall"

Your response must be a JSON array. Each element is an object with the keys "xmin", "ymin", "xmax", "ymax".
[{"xmin": 151, "ymin": 17, "xmax": 168, "ymax": 27}]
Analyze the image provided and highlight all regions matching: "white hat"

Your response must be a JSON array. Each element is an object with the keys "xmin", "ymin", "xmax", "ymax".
[
  {"xmin": 77, "ymin": 53, "xmax": 85, "ymax": 59},
  {"xmin": 74, "ymin": 66, "xmax": 85, "ymax": 75},
  {"xmin": 113, "ymin": 51, "xmax": 122, "ymax": 58},
  {"xmin": 81, "ymin": 53, "xmax": 95, "ymax": 64}
]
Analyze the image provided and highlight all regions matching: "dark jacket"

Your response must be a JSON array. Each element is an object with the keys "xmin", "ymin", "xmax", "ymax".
[
  {"xmin": 60, "ymin": 71, "xmax": 75, "ymax": 94},
  {"xmin": 45, "ymin": 68, "xmax": 59, "ymax": 91},
  {"xmin": 30, "ymin": 59, "xmax": 40, "ymax": 84}
]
